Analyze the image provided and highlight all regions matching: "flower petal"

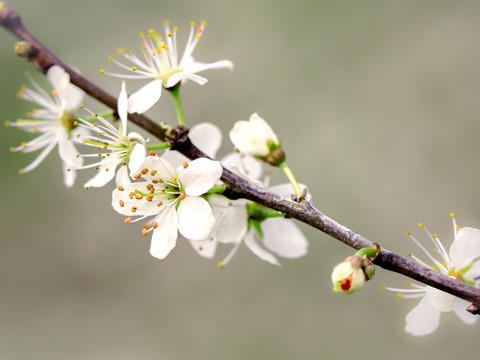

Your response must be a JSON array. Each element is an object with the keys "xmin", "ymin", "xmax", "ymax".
[
  {"xmin": 453, "ymin": 298, "xmax": 479, "ymax": 325},
  {"xmin": 188, "ymin": 237, "xmax": 218, "ymax": 259},
  {"xmin": 84, "ymin": 161, "xmax": 117, "ymax": 188},
  {"xmin": 425, "ymin": 286, "xmax": 455, "ymax": 312},
  {"xmin": 244, "ymin": 231, "xmax": 280, "ymax": 266},
  {"xmin": 215, "ymin": 200, "xmax": 248, "ymax": 244},
  {"xmin": 128, "ymin": 143, "xmax": 146, "ymax": 175},
  {"xmin": 118, "ymin": 81, "xmax": 128, "ymax": 136},
  {"xmin": 189, "ymin": 122, "xmax": 223, "ymax": 158},
  {"xmin": 177, "ymin": 158, "xmax": 222, "ymax": 196},
  {"xmin": 220, "ymin": 152, "xmax": 263, "ymax": 182},
  {"xmin": 405, "ymin": 296, "xmax": 441, "ymax": 336},
  {"xmin": 449, "ymin": 227, "xmax": 480, "ymax": 269},
  {"xmin": 149, "ymin": 207, "xmax": 178, "ymax": 259},
  {"xmin": 229, "ymin": 120, "xmax": 270, "ymax": 156},
  {"xmin": 127, "ymin": 79, "xmax": 163, "ymax": 114},
  {"xmin": 177, "ymin": 196, "xmax": 215, "ymax": 240},
  {"xmin": 261, "ymin": 218, "xmax": 308, "ymax": 258}
]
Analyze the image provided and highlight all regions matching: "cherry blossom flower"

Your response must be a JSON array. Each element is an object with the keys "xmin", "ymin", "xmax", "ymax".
[
  {"xmin": 383, "ymin": 215, "xmax": 480, "ymax": 336},
  {"xmin": 112, "ymin": 156, "xmax": 222, "ymax": 259},
  {"xmin": 76, "ymin": 82, "xmax": 146, "ymax": 188},
  {"xmin": 7, "ymin": 65, "xmax": 85, "ymax": 187},
  {"xmin": 102, "ymin": 21, "xmax": 234, "ymax": 114},
  {"xmin": 229, "ymin": 113, "xmax": 284, "ymax": 165}
]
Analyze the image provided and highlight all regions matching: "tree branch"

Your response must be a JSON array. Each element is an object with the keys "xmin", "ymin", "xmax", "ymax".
[{"xmin": 2, "ymin": 2, "xmax": 479, "ymax": 307}]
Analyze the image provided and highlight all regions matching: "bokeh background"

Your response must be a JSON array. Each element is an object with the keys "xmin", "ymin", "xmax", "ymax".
[{"xmin": 1, "ymin": 0, "xmax": 480, "ymax": 359}]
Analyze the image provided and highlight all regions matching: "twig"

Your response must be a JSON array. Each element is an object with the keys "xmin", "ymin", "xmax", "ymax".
[{"xmin": 2, "ymin": 2, "xmax": 479, "ymax": 307}]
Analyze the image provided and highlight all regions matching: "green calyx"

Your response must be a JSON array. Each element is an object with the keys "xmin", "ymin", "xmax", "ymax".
[{"xmin": 246, "ymin": 202, "xmax": 284, "ymax": 237}]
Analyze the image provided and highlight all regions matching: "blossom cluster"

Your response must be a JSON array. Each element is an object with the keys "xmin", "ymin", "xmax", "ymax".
[
  {"xmin": 6, "ymin": 22, "xmax": 308, "ymax": 267},
  {"xmin": 5, "ymin": 18, "xmax": 480, "ymax": 337}
]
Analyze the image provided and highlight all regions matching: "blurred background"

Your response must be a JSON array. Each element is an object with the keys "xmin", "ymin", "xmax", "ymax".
[{"xmin": 1, "ymin": 0, "xmax": 480, "ymax": 358}]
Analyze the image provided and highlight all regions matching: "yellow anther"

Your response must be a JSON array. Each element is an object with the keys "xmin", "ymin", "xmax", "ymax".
[
  {"xmin": 396, "ymin": 293, "xmax": 403, "ymax": 299},
  {"xmin": 201, "ymin": 20, "xmax": 206, "ymax": 25},
  {"xmin": 183, "ymin": 161, "xmax": 188, "ymax": 169},
  {"xmin": 109, "ymin": 56, "xmax": 114, "ymax": 61},
  {"xmin": 140, "ymin": 32, "xmax": 145, "ymax": 38},
  {"xmin": 431, "ymin": 265, "xmax": 439, "ymax": 270},
  {"xmin": 450, "ymin": 213, "xmax": 456, "ymax": 218},
  {"xmin": 124, "ymin": 217, "xmax": 132, "ymax": 224},
  {"xmin": 131, "ymin": 207, "xmax": 137, "ymax": 213},
  {"xmin": 179, "ymin": 193, "xmax": 186, "ymax": 200},
  {"xmin": 151, "ymin": 169, "xmax": 157, "ymax": 176},
  {"xmin": 118, "ymin": 185, "xmax": 124, "ymax": 191},
  {"xmin": 149, "ymin": 150, "xmax": 156, "ymax": 156},
  {"xmin": 9, "ymin": 146, "xmax": 15, "ymax": 152},
  {"xmin": 190, "ymin": 21, "xmax": 195, "ymax": 27},
  {"xmin": 173, "ymin": 27, "xmax": 178, "ymax": 32},
  {"xmin": 405, "ymin": 232, "xmax": 411, "ymax": 237},
  {"xmin": 18, "ymin": 169, "xmax": 24, "ymax": 175},
  {"xmin": 51, "ymin": 90, "xmax": 58, "ymax": 98},
  {"xmin": 167, "ymin": 32, "xmax": 172, "ymax": 38},
  {"xmin": 152, "ymin": 222, "xmax": 158, "ymax": 229},
  {"xmin": 380, "ymin": 285, "xmax": 386, "ymax": 290},
  {"xmin": 131, "ymin": 66, "xmax": 137, "ymax": 71},
  {"xmin": 100, "ymin": 69, "xmax": 105, "ymax": 74},
  {"xmin": 442, "ymin": 261, "xmax": 446, "ymax": 266},
  {"xmin": 217, "ymin": 262, "xmax": 225, "ymax": 270},
  {"xmin": 119, "ymin": 200, "xmax": 125, "ymax": 207},
  {"xmin": 157, "ymin": 201, "xmax": 163, "ymax": 207},
  {"xmin": 433, "ymin": 234, "xmax": 437, "ymax": 238},
  {"xmin": 141, "ymin": 168, "xmax": 149, "ymax": 174},
  {"xmin": 142, "ymin": 228, "xmax": 148, "ymax": 236},
  {"xmin": 163, "ymin": 19, "xmax": 169, "ymax": 25},
  {"xmin": 433, "ymin": 247, "xmax": 438, "ymax": 252},
  {"xmin": 418, "ymin": 223, "xmax": 424, "ymax": 228},
  {"xmin": 4, "ymin": 120, "xmax": 10, "ymax": 127}
]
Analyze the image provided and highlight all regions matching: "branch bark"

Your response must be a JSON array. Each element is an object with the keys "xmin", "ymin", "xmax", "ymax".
[{"xmin": 2, "ymin": 2, "xmax": 480, "ymax": 307}]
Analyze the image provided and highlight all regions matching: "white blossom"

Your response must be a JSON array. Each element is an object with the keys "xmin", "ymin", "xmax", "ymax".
[
  {"xmin": 76, "ymin": 81, "xmax": 146, "ymax": 188},
  {"xmin": 383, "ymin": 215, "xmax": 480, "ymax": 336},
  {"xmin": 102, "ymin": 21, "xmax": 233, "ymax": 114},
  {"xmin": 7, "ymin": 66, "xmax": 85, "ymax": 187},
  {"xmin": 229, "ymin": 113, "xmax": 281, "ymax": 158},
  {"xmin": 112, "ymin": 156, "xmax": 222, "ymax": 260}
]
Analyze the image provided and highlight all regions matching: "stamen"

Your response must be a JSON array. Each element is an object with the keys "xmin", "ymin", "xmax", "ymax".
[
  {"xmin": 183, "ymin": 161, "xmax": 188, "ymax": 169},
  {"xmin": 124, "ymin": 217, "xmax": 132, "ymax": 224}
]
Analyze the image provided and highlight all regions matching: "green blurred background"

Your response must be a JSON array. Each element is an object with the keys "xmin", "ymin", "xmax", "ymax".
[{"xmin": 2, "ymin": 0, "xmax": 480, "ymax": 358}]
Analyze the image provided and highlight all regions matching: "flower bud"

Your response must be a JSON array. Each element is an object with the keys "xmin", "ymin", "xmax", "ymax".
[
  {"xmin": 331, "ymin": 256, "xmax": 366, "ymax": 294},
  {"xmin": 229, "ymin": 113, "xmax": 284, "ymax": 166}
]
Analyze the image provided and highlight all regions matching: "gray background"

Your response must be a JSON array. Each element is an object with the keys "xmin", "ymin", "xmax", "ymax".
[{"xmin": 1, "ymin": 0, "xmax": 480, "ymax": 359}]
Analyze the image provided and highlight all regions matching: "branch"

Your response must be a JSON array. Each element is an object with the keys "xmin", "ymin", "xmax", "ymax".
[{"xmin": 2, "ymin": 2, "xmax": 480, "ymax": 307}]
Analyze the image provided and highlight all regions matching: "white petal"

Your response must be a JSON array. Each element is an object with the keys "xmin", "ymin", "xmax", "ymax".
[
  {"xmin": 453, "ymin": 298, "xmax": 479, "ymax": 325},
  {"xmin": 84, "ymin": 161, "xmax": 117, "ymax": 188},
  {"xmin": 118, "ymin": 81, "xmax": 128, "ymax": 136},
  {"xmin": 166, "ymin": 72, "xmax": 207, "ymax": 87},
  {"xmin": 149, "ymin": 207, "xmax": 178, "ymax": 259},
  {"xmin": 128, "ymin": 143, "xmax": 146, "ymax": 175},
  {"xmin": 127, "ymin": 80, "xmax": 163, "ymax": 114},
  {"xmin": 177, "ymin": 158, "xmax": 223, "ymax": 196},
  {"xmin": 161, "ymin": 149, "xmax": 189, "ymax": 167},
  {"xmin": 177, "ymin": 196, "xmax": 215, "ymax": 241},
  {"xmin": 57, "ymin": 129, "xmax": 82, "ymax": 167},
  {"xmin": 187, "ymin": 60, "xmax": 234, "ymax": 73},
  {"xmin": 47, "ymin": 65, "xmax": 69, "ymax": 109},
  {"xmin": 188, "ymin": 237, "xmax": 218, "ymax": 259},
  {"xmin": 62, "ymin": 161, "xmax": 76, "ymax": 188},
  {"xmin": 449, "ymin": 227, "xmax": 480, "ymax": 269},
  {"xmin": 189, "ymin": 122, "xmax": 223, "ymax": 158},
  {"xmin": 261, "ymin": 218, "xmax": 308, "ymax": 259},
  {"xmin": 220, "ymin": 152, "xmax": 263, "ymax": 181},
  {"xmin": 425, "ymin": 286, "xmax": 455, "ymax": 312},
  {"xmin": 405, "ymin": 296, "xmax": 441, "ymax": 336},
  {"xmin": 229, "ymin": 120, "xmax": 270, "ymax": 156},
  {"xmin": 115, "ymin": 165, "xmax": 131, "ymax": 186},
  {"xmin": 244, "ymin": 231, "xmax": 280, "ymax": 266},
  {"xmin": 249, "ymin": 113, "xmax": 278, "ymax": 144},
  {"xmin": 215, "ymin": 201, "xmax": 248, "ymax": 244},
  {"xmin": 464, "ymin": 261, "xmax": 480, "ymax": 282}
]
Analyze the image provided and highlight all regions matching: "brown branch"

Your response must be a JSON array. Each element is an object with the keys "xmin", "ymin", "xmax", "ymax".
[{"xmin": 2, "ymin": 2, "xmax": 480, "ymax": 307}]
